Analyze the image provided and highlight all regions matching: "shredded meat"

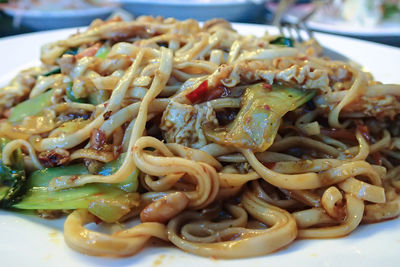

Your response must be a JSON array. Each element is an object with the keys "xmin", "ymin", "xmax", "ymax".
[
  {"xmin": 196, "ymin": 60, "xmax": 330, "ymax": 94},
  {"xmin": 161, "ymin": 101, "xmax": 218, "ymax": 149},
  {"xmin": 90, "ymin": 128, "xmax": 107, "ymax": 150},
  {"xmin": 38, "ymin": 148, "xmax": 70, "ymax": 167},
  {"xmin": 358, "ymin": 95, "xmax": 400, "ymax": 119},
  {"xmin": 259, "ymin": 64, "xmax": 330, "ymax": 92},
  {"xmin": 59, "ymin": 54, "xmax": 76, "ymax": 75}
]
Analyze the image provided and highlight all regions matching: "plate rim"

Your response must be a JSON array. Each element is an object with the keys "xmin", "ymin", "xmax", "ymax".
[{"xmin": 1, "ymin": 22, "xmax": 400, "ymax": 267}]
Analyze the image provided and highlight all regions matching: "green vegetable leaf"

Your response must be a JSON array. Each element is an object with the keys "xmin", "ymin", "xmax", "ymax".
[
  {"xmin": 98, "ymin": 153, "xmax": 139, "ymax": 193},
  {"xmin": 14, "ymin": 184, "xmax": 139, "ymax": 223},
  {"xmin": 88, "ymin": 90, "xmax": 110, "ymax": 106},
  {"xmin": 63, "ymin": 47, "xmax": 78, "ymax": 56},
  {"xmin": 95, "ymin": 45, "xmax": 109, "ymax": 60},
  {"xmin": 66, "ymin": 82, "xmax": 87, "ymax": 103},
  {"xmin": 42, "ymin": 67, "xmax": 61, "ymax": 77},
  {"xmin": 0, "ymin": 187, "xmax": 8, "ymax": 200},
  {"xmin": 270, "ymin": 37, "xmax": 294, "ymax": 47},
  {"xmin": 13, "ymin": 154, "xmax": 140, "ymax": 222},
  {"xmin": 0, "ymin": 166, "xmax": 27, "ymax": 208},
  {"xmin": 205, "ymin": 83, "xmax": 315, "ymax": 152},
  {"xmin": 0, "ymin": 137, "xmax": 27, "ymax": 208},
  {"xmin": 9, "ymin": 89, "xmax": 56, "ymax": 123},
  {"xmin": 28, "ymin": 164, "xmax": 89, "ymax": 188}
]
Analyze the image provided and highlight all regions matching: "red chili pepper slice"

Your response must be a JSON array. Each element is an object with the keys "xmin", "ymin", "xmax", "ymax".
[{"xmin": 186, "ymin": 80, "xmax": 208, "ymax": 103}]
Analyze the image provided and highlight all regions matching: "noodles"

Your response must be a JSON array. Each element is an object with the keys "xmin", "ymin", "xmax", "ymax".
[{"xmin": 1, "ymin": 16, "xmax": 400, "ymax": 260}]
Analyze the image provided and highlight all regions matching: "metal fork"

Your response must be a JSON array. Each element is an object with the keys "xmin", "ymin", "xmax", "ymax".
[
  {"xmin": 275, "ymin": 0, "xmax": 329, "ymax": 43},
  {"xmin": 274, "ymin": 0, "xmax": 349, "ymax": 61},
  {"xmin": 278, "ymin": 20, "xmax": 314, "ymax": 43}
]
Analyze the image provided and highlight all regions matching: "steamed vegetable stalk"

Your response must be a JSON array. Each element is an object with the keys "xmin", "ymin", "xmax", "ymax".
[
  {"xmin": 9, "ymin": 154, "xmax": 140, "ymax": 223},
  {"xmin": 9, "ymin": 89, "xmax": 56, "ymax": 123}
]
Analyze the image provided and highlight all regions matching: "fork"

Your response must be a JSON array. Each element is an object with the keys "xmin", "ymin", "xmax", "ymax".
[
  {"xmin": 275, "ymin": 0, "xmax": 330, "ymax": 43},
  {"xmin": 275, "ymin": 0, "xmax": 349, "ymax": 61},
  {"xmin": 278, "ymin": 20, "xmax": 313, "ymax": 43}
]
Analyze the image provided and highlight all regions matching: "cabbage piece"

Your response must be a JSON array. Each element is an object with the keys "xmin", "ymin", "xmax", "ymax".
[{"xmin": 205, "ymin": 83, "xmax": 315, "ymax": 152}]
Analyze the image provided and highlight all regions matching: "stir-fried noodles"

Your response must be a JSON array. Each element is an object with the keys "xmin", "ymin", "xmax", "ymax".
[{"xmin": 1, "ymin": 16, "xmax": 400, "ymax": 258}]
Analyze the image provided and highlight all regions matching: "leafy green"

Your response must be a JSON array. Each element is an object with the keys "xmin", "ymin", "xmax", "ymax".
[
  {"xmin": 270, "ymin": 37, "xmax": 294, "ymax": 47},
  {"xmin": 28, "ymin": 164, "xmax": 89, "ymax": 188},
  {"xmin": 95, "ymin": 45, "xmax": 110, "ymax": 60},
  {"xmin": 9, "ymin": 89, "xmax": 56, "ymax": 123},
  {"xmin": 14, "ymin": 184, "xmax": 139, "ymax": 223},
  {"xmin": 13, "ymin": 154, "xmax": 140, "ymax": 222},
  {"xmin": 66, "ymin": 82, "xmax": 88, "ymax": 103},
  {"xmin": 0, "ymin": 137, "xmax": 27, "ymax": 208},
  {"xmin": 0, "ymin": 187, "xmax": 8, "ymax": 200},
  {"xmin": 205, "ymin": 83, "xmax": 315, "ymax": 152},
  {"xmin": 63, "ymin": 47, "xmax": 78, "ymax": 56},
  {"xmin": 42, "ymin": 67, "xmax": 61, "ymax": 77},
  {"xmin": 29, "ymin": 153, "xmax": 139, "ymax": 193},
  {"xmin": 88, "ymin": 90, "xmax": 110, "ymax": 106},
  {"xmin": 98, "ymin": 153, "xmax": 139, "ymax": 192},
  {"xmin": 0, "ymin": 166, "xmax": 27, "ymax": 208}
]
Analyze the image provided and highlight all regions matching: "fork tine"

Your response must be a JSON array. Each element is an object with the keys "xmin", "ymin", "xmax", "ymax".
[
  {"xmin": 276, "ymin": 0, "xmax": 323, "ymax": 43},
  {"xmin": 280, "ymin": 22, "xmax": 295, "ymax": 42},
  {"xmin": 293, "ymin": 24, "xmax": 304, "ymax": 42},
  {"xmin": 299, "ymin": 21, "xmax": 314, "ymax": 39},
  {"xmin": 278, "ymin": 21, "xmax": 288, "ymax": 37},
  {"xmin": 278, "ymin": 21, "xmax": 304, "ymax": 43}
]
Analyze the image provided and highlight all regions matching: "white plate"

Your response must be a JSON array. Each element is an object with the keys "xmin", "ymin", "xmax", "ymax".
[
  {"xmin": 2, "ymin": 6, "xmax": 116, "ymax": 31},
  {"xmin": 1, "ymin": 24, "xmax": 400, "ymax": 267},
  {"xmin": 117, "ymin": 0, "xmax": 264, "ymax": 22}
]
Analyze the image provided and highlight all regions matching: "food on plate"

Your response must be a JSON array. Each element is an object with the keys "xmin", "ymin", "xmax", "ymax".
[
  {"xmin": 0, "ymin": 16, "xmax": 400, "ymax": 258},
  {"xmin": 319, "ymin": 0, "xmax": 400, "ymax": 26}
]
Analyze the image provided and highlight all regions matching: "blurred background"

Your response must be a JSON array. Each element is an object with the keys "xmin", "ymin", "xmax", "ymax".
[{"xmin": 0, "ymin": 0, "xmax": 399, "ymax": 46}]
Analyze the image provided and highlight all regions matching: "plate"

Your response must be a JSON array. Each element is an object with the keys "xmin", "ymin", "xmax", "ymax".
[
  {"xmin": 117, "ymin": 0, "xmax": 265, "ymax": 23},
  {"xmin": 1, "ymin": 24, "xmax": 400, "ymax": 267},
  {"xmin": 2, "ymin": 6, "xmax": 116, "ymax": 31},
  {"xmin": 266, "ymin": 3, "xmax": 400, "ymax": 45}
]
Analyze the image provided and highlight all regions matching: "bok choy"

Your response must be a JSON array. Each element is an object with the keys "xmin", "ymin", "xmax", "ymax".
[
  {"xmin": 8, "ymin": 89, "xmax": 56, "ymax": 123},
  {"xmin": 0, "ymin": 137, "xmax": 27, "ymax": 208},
  {"xmin": 11, "ymin": 153, "xmax": 140, "ymax": 223}
]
